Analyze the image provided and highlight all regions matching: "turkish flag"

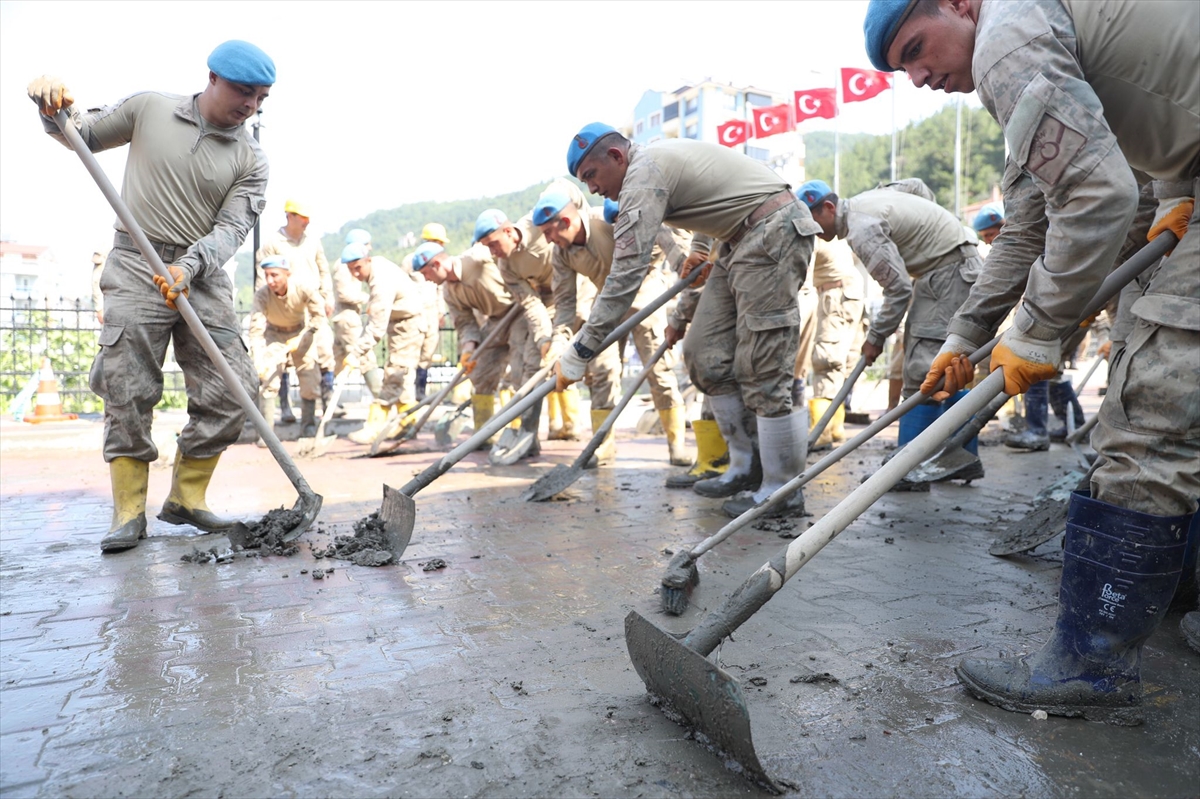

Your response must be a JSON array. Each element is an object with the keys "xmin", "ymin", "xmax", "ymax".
[
  {"xmin": 841, "ymin": 67, "xmax": 892, "ymax": 103},
  {"xmin": 793, "ymin": 88, "xmax": 837, "ymax": 123},
  {"xmin": 752, "ymin": 103, "xmax": 795, "ymax": 139},
  {"xmin": 716, "ymin": 119, "xmax": 751, "ymax": 148}
]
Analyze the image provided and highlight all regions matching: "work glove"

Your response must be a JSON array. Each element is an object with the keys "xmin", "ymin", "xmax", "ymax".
[
  {"xmin": 459, "ymin": 349, "xmax": 477, "ymax": 375},
  {"xmin": 1098, "ymin": 339, "xmax": 1112, "ymax": 360},
  {"xmin": 1148, "ymin": 198, "xmax": 1193, "ymax": 252},
  {"xmin": 152, "ymin": 265, "xmax": 192, "ymax": 310},
  {"xmin": 679, "ymin": 252, "xmax": 713, "ymax": 288},
  {"xmin": 991, "ymin": 328, "xmax": 1060, "ymax": 395},
  {"xmin": 540, "ymin": 336, "xmax": 567, "ymax": 368},
  {"xmin": 27, "ymin": 75, "xmax": 73, "ymax": 116},
  {"xmin": 555, "ymin": 343, "xmax": 587, "ymax": 392},
  {"xmin": 920, "ymin": 332, "xmax": 977, "ymax": 400}
]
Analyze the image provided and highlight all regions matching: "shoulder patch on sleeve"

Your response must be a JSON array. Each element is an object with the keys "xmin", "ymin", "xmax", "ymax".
[{"xmin": 1026, "ymin": 114, "xmax": 1087, "ymax": 187}]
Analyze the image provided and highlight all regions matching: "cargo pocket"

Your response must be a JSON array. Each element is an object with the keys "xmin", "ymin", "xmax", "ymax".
[
  {"xmin": 909, "ymin": 265, "xmax": 958, "ymax": 341},
  {"xmin": 89, "ymin": 324, "xmax": 132, "ymax": 406}
]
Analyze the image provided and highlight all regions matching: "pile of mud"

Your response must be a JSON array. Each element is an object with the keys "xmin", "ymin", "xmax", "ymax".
[
  {"xmin": 179, "ymin": 507, "xmax": 303, "ymax": 564},
  {"xmin": 311, "ymin": 511, "xmax": 396, "ymax": 567}
]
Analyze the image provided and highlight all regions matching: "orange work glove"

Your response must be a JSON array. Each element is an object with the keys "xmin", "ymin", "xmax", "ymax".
[
  {"xmin": 680, "ymin": 252, "xmax": 713, "ymax": 288},
  {"xmin": 1147, "ymin": 198, "xmax": 1193, "ymax": 250},
  {"xmin": 919, "ymin": 333, "xmax": 976, "ymax": 400},
  {"xmin": 459, "ymin": 350, "xmax": 476, "ymax": 375},
  {"xmin": 151, "ymin": 265, "xmax": 191, "ymax": 310},
  {"xmin": 990, "ymin": 328, "xmax": 1060, "ymax": 395}
]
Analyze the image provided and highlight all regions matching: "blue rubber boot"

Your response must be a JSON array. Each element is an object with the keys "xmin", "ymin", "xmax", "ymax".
[
  {"xmin": 933, "ymin": 389, "xmax": 986, "ymax": 482},
  {"xmin": 1048, "ymin": 378, "xmax": 1086, "ymax": 441},
  {"xmin": 415, "ymin": 367, "xmax": 429, "ymax": 401},
  {"xmin": 888, "ymin": 400, "xmax": 940, "ymax": 492},
  {"xmin": 956, "ymin": 491, "xmax": 1191, "ymax": 725},
  {"xmin": 1170, "ymin": 505, "xmax": 1199, "ymax": 612},
  {"xmin": 1005, "ymin": 380, "xmax": 1049, "ymax": 451}
]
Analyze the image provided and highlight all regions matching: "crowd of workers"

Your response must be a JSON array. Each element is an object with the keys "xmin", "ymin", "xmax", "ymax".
[{"xmin": 26, "ymin": 0, "xmax": 1198, "ymax": 737}]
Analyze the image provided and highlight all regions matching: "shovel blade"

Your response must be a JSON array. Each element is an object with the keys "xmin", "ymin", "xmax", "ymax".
[
  {"xmin": 282, "ymin": 491, "xmax": 323, "ymax": 543},
  {"xmin": 988, "ymin": 469, "xmax": 1082, "ymax": 556},
  {"xmin": 904, "ymin": 445, "xmax": 976, "ymax": 484},
  {"xmin": 380, "ymin": 484, "xmax": 415, "ymax": 559},
  {"xmin": 521, "ymin": 463, "xmax": 581, "ymax": 502},
  {"xmin": 489, "ymin": 429, "xmax": 536, "ymax": 466},
  {"xmin": 624, "ymin": 612, "xmax": 780, "ymax": 793}
]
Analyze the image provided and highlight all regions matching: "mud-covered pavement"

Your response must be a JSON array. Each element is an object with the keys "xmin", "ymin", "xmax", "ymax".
[{"xmin": 1, "ymin": 395, "xmax": 1197, "ymax": 798}]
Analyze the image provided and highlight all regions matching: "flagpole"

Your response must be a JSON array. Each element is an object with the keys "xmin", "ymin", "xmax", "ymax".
[
  {"xmin": 954, "ymin": 95, "xmax": 963, "ymax": 218},
  {"xmin": 890, "ymin": 82, "xmax": 897, "ymax": 182},
  {"xmin": 834, "ymin": 83, "xmax": 841, "ymax": 195}
]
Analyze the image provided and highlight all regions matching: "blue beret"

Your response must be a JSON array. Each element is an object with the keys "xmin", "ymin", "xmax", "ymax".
[
  {"xmin": 863, "ymin": 0, "xmax": 919, "ymax": 72},
  {"xmin": 473, "ymin": 209, "xmax": 509, "ymax": 243},
  {"xmin": 410, "ymin": 242, "xmax": 445, "ymax": 271},
  {"xmin": 796, "ymin": 180, "xmax": 835, "ymax": 208},
  {"xmin": 532, "ymin": 189, "xmax": 572, "ymax": 227},
  {"xmin": 603, "ymin": 199, "xmax": 619, "ymax": 225},
  {"xmin": 567, "ymin": 122, "xmax": 619, "ymax": 177},
  {"xmin": 340, "ymin": 242, "xmax": 370, "ymax": 264},
  {"xmin": 345, "ymin": 228, "xmax": 371, "ymax": 246},
  {"xmin": 207, "ymin": 40, "xmax": 276, "ymax": 87},
  {"xmin": 260, "ymin": 255, "xmax": 288, "ymax": 271},
  {"xmin": 972, "ymin": 204, "xmax": 1005, "ymax": 232}
]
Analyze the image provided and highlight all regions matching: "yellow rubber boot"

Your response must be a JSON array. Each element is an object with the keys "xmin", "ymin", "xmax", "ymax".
[
  {"xmin": 158, "ymin": 452, "xmax": 235, "ymax": 533},
  {"xmin": 348, "ymin": 401, "xmax": 390, "ymax": 444},
  {"xmin": 665, "ymin": 419, "xmax": 729, "ymax": 488},
  {"xmin": 471, "ymin": 393, "xmax": 497, "ymax": 445},
  {"xmin": 101, "ymin": 457, "xmax": 149, "ymax": 552},
  {"xmin": 546, "ymin": 390, "xmax": 564, "ymax": 440},
  {"xmin": 385, "ymin": 402, "xmax": 419, "ymax": 441},
  {"xmin": 590, "ymin": 408, "xmax": 617, "ymax": 466},
  {"xmin": 809, "ymin": 398, "xmax": 834, "ymax": 451},
  {"xmin": 498, "ymin": 389, "xmax": 520, "ymax": 430},
  {"xmin": 828, "ymin": 403, "xmax": 847, "ymax": 443},
  {"xmin": 558, "ymin": 387, "xmax": 582, "ymax": 441},
  {"xmin": 659, "ymin": 406, "xmax": 692, "ymax": 466}
]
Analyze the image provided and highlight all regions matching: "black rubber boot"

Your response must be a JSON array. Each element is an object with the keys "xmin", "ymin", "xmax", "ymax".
[
  {"xmin": 1048, "ymin": 379, "xmax": 1086, "ymax": 442},
  {"xmin": 956, "ymin": 491, "xmax": 1191, "ymax": 725},
  {"xmin": 279, "ymin": 371, "xmax": 296, "ymax": 424},
  {"xmin": 1181, "ymin": 612, "xmax": 1200, "ymax": 654},
  {"xmin": 300, "ymin": 399, "xmax": 318, "ymax": 438},
  {"xmin": 415, "ymin": 367, "xmax": 429, "ymax": 401},
  {"xmin": 320, "ymin": 370, "xmax": 334, "ymax": 417},
  {"xmin": 1169, "ymin": 508, "xmax": 1198, "ymax": 611},
  {"xmin": 1006, "ymin": 380, "xmax": 1050, "ymax": 451}
]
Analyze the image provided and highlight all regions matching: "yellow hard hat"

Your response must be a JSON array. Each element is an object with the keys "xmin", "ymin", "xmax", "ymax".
[
  {"xmin": 421, "ymin": 222, "xmax": 449, "ymax": 244},
  {"xmin": 284, "ymin": 199, "xmax": 311, "ymax": 217}
]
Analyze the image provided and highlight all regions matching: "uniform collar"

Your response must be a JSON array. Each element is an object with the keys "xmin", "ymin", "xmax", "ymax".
[{"xmin": 175, "ymin": 94, "xmax": 248, "ymax": 142}]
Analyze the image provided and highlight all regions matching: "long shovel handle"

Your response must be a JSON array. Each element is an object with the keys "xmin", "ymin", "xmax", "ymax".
[
  {"xmin": 1073, "ymin": 355, "xmax": 1104, "ymax": 396},
  {"xmin": 400, "ymin": 270, "xmax": 702, "ymax": 497},
  {"xmin": 678, "ymin": 232, "xmax": 1177, "ymax": 655},
  {"xmin": 807, "ymin": 356, "xmax": 867, "ymax": 448},
  {"xmin": 53, "ymin": 110, "xmax": 320, "ymax": 506},
  {"xmin": 313, "ymin": 370, "xmax": 351, "ymax": 438},
  {"xmin": 571, "ymin": 339, "xmax": 670, "ymax": 469}
]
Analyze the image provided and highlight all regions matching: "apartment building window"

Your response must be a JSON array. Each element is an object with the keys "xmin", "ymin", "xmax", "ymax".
[
  {"xmin": 635, "ymin": 119, "xmax": 645, "ymax": 136},
  {"xmin": 649, "ymin": 111, "xmax": 661, "ymax": 128},
  {"xmin": 685, "ymin": 96, "xmax": 698, "ymax": 115},
  {"xmin": 746, "ymin": 92, "xmax": 772, "ymax": 107},
  {"xmin": 745, "ymin": 146, "xmax": 769, "ymax": 161},
  {"xmin": 663, "ymin": 102, "xmax": 679, "ymax": 122},
  {"xmin": 684, "ymin": 122, "xmax": 699, "ymax": 139}
]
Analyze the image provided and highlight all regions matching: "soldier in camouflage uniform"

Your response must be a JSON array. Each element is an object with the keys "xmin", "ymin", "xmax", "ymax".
[
  {"xmin": 869, "ymin": 0, "xmax": 1200, "ymax": 720},
  {"xmin": 28, "ymin": 41, "xmax": 274, "ymax": 554}
]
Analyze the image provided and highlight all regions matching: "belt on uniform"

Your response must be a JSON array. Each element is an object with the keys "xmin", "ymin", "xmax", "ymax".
[
  {"xmin": 268, "ymin": 322, "xmax": 304, "ymax": 334},
  {"xmin": 113, "ymin": 231, "xmax": 190, "ymax": 264},
  {"xmin": 929, "ymin": 242, "xmax": 980, "ymax": 271},
  {"xmin": 816, "ymin": 280, "xmax": 843, "ymax": 292},
  {"xmin": 727, "ymin": 189, "xmax": 798, "ymax": 249}
]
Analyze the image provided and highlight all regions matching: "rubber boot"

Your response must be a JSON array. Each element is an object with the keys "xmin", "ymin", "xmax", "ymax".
[
  {"xmin": 888, "ymin": 400, "xmax": 939, "ymax": 492},
  {"xmin": 660, "ymin": 406, "xmax": 691, "ymax": 466},
  {"xmin": 1006, "ymin": 380, "xmax": 1050, "ymax": 451},
  {"xmin": 1182, "ymin": 612, "xmax": 1200, "ymax": 654},
  {"xmin": 546, "ymin": 390, "xmax": 564, "ymax": 440},
  {"xmin": 300, "ymin": 398, "xmax": 318, "ymax": 438},
  {"xmin": 471, "ymin": 394, "xmax": 497, "ymax": 445},
  {"xmin": 255, "ymin": 395, "xmax": 275, "ymax": 449},
  {"xmin": 956, "ymin": 491, "xmax": 1191, "ymax": 724},
  {"xmin": 348, "ymin": 402, "xmax": 390, "ymax": 444},
  {"xmin": 722, "ymin": 410, "xmax": 808, "ymax": 518},
  {"xmin": 791, "ymin": 378, "xmax": 806, "ymax": 409},
  {"xmin": 415, "ymin": 366, "xmax": 428, "ymax": 401},
  {"xmin": 1170, "ymin": 507, "xmax": 1199, "ymax": 611},
  {"xmin": 809, "ymin": 397, "xmax": 844, "ymax": 452},
  {"xmin": 520, "ymin": 399, "xmax": 542, "ymax": 459},
  {"xmin": 694, "ymin": 392, "xmax": 761, "ymax": 498},
  {"xmin": 278, "ymin": 371, "xmax": 296, "ymax": 423},
  {"xmin": 937, "ymin": 389, "xmax": 984, "ymax": 482},
  {"xmin": 158, "ymin": 452, "xmax": 236, "ymax": 533},
  {"xmin": 588, "ymin": 408, "xmax": 616, "ymax": 467},
  {"xmin": 665, "ymin": 419, "xmax": 730, "ymax": 488},
  {"xmin": 319, "ymin": 371, "xmax": 334, "ymax": 418},
  {"xmin": 100, "ymin": 457, "xmax": 149, "ymax": 553},
  {"xmin": 558, "ymin": 387, "xmax": 582, "ymax": 441},
  {"xmin": 498, "ymin": 388, "xmax": 520, "ymax": 430},
  {"xmin": 385, "ymin": 402, "xmax": 419, "ymax": 441},
  {"xmin": 1048, "ymin": 378, "xmax": 1086, "ymax": 442}
]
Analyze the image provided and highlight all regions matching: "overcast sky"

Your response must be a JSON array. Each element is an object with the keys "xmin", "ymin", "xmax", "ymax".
[{"xmin": 0, "ymin": 0, "xmax": 971, "ymax": 291}]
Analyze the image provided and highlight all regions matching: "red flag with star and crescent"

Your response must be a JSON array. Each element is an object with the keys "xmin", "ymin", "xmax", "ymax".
[
  {"xmin": 716, "ymin": 119, "xmax": 751, "ymax": 148},
  {"xmin": 793, "ymin": 88, "xmax": 837, "ymax": 123},
  {"xmin": 841, "ymin": 68, "xmax": 892, "ymax": 103},
  {"xmin": 751, "ymin": 103, "xmax": 795, "ymax": 139}
]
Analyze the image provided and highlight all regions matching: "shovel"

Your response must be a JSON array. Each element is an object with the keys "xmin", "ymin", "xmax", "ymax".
[
  {"xmin": 367, "ymin": 389, "xmax": 443, "ymax": 457},
  {"xmin": 629, "ymin": 368, "xmax": 1008, "ymax": 792},
  {"xmin": 522, "ymin": 339, "xmax": 671, "ymax": 502},
  {"xmin": 901, "ymin": 391, "xmax": 1009, "ymax": 484},
  {"xmin": 434, "ymin": 398, "xmax": 473, "ymax": 446},
  {"xmin": 806, "ymin": 355, "xmax": 867, "ymax": 448},
  {"xmin": 488, "ymin": 364, "xmax": 555, "ymax": 466},
  {"xmin": 54, "ymin": 110, "xmax": 322, "ymax": 540},
  {"xmin": 297, "ymin": 370, "xmax": 350, "ymax": 458},
  {"xmin": 380, "ymin": 271, "xmax": 703, "ymax": 556}
]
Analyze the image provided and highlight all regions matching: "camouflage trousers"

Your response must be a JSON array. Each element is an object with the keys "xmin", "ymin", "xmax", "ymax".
[
  {"xmin": 902, "ymin": 254, "xmax": 980, "ymax": 397},
  {"xmin": 467, "ymin": 314, "xmax": 516, "ymax": 397},
  {"xmin": 370, "ymin": 314, "xmax": 425, "ymax": 407},
  {"xmin": 683, "ymin": 203, "xmax": 814, "ymax": 417},
  {"xmin": 91, "ymin": 247, "xmax": 256, "ymax": 462},
  {"xmin": 418, "ymin": 305, "xmax": 440, "ymax": 370},
  {"xmin": 331, "ymin": 307, "xmax": 362, "ymax": 375},
  {"xmin": 256, "ymin": 325, "xmax": 321, "ymax": 401},
  {"xmin": 811, "ymin": 286, "xmax": 866, "ymax": 399}
]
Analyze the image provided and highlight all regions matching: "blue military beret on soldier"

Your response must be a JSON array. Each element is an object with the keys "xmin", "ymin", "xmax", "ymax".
[
  {"xmin": 340, "ymin": 242, "xmax": 370, "ymax": 264},
  {"xmin": 863, "ymin": 0, "xmax": 920, "ymax": 72},
  {"xmin": 473, "ymin": 209, "xmax": 509, "ymax": 243},
  {"xmin": 973, "ymin": 204, "xmax": 1005, "ymax": 232},
  {"xmin": 260, "ymin": 255, "xmax": 288, "ymax": 271},
  {"xmin": 532, "ymin": 189, "xmax": 572, "ymax": 226},
  {"xmin": 567, "ymin": 122, "xmax": 619, "ymax": 177},
  {"xmin": 796, "ymin": 180, "xmax": 835, "ymax": 209},
  {"xmin": 410, "ymin": 242, "xmax": 444, "ymax": 270},
  {"xmin": 207, "ymin": 40, "xmax": 276, "ymax": 86},
  {"xmin": 345, "ymin": 228, "xmax": 371, "ymax": 246},
  {"xmin": 603, "ymin": 199, "xmax": 619, "ymax": 224}
]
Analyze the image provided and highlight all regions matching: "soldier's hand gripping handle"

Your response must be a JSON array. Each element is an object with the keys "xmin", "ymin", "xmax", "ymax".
[
  {"xmin": 920, "ymin": 332, "xmax": 977, "ymax": 400},
  {"xmin": 28, "ymin": 76, "xmax": 73, "ymax": 116},
  {"xmin": 679, "ymin": 253, "xmax": 713, "ymax": 288},
  {"xmin": 152, "ymin": 265, "xmax": 192, "ymax": 311}
]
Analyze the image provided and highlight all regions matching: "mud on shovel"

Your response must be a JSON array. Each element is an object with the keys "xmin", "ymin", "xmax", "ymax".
[
  {"xmin": 297, "ymin": 370, "xmax": 350, "ymax": 458},
  {"xmin": 434, "ymin": 398, "xmax": 473, "ymax": 446},
  {"xmin": 488, "ymin": 363, "xmax": 555, "ymax": 466},
  {"xmin": 379, "ymin": 271, "xmax": 702, "ymax": 559},
  {"xmin": 54, "ymin": 110, "xmax": 322, "ymax": 540},
  {"xmin": 902, "ymin": 391, "xmax": 1008, "ymax": 484},
  {"xmin": 807, "ymin": 355, "xmax": 867, "ymax": 449},
  {"xmin": 522, "ymin": 339, "xmax": 671, "ymax": 502}
]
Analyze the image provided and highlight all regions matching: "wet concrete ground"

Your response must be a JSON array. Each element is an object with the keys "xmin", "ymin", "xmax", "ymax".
[{"xmin": 1, "ymin": 389, "xmax": 1197, "ymax": 798}]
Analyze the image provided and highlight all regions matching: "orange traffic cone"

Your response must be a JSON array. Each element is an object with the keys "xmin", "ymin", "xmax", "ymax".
[{"xmin": 23, "ymin": 357, "xmax": 79, "ymax": 424}]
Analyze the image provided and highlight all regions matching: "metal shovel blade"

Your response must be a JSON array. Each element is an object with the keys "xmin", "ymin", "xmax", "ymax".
[
  {"xmin": 988, "ymin": 469, "xmax": 1083, "ymax": 556},
  {"xmin": 521, "ymin": 463, "xmax": 581, "ymax": 502},
  {"xmin": 380, "ymin": 484, "xmax": 416, "ymax": 559},
  {"xmin": 625, "ymin": 611, "xmax": 780, "ymax": 793},
  {"xmin": 489, "ymin": 428, "xmax": 535, "ymax": 466},
  {"xmin": 434, "ymin": 405, "xmax": 470, "ymax": 446},
  {"xmin": 903, "ymin": 445, "xmax": 977, "ymax": 484}
]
